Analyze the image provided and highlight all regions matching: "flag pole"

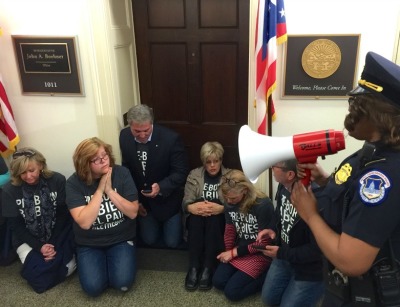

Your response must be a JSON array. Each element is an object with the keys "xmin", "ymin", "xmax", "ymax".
[{"xmin": 267, "ymin": 96, "xmax": 273, "ymax": 198}]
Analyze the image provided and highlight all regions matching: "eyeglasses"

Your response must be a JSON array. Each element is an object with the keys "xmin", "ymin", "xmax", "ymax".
[
  {"xmin": 90, "ymin": 153, "xmax": 109, "ymax": 165},
  {"xmin": 221, "ymin": 176, "xmax": 240, "ymax": 188},
  {"xmin": 13, "ymin": 149, "xmax": 36, "ymax": 159},
  {"xmin": 270, "ymin": 165, "xmax": 288, "ymax": 171}
]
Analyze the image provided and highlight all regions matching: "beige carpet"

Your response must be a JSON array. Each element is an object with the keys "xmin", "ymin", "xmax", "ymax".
[{"xmin": 0, "ymin": 248, "xmax": 262, "ymax": 307}]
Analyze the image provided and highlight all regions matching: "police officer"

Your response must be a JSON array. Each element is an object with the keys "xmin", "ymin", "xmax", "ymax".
[{"xmin": 291, "ymin": 52, "xmax": 400, "ymax": 306}]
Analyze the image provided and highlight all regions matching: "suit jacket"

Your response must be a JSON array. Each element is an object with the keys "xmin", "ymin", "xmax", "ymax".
[{"xmin": 119, "ymin": 123, "xmax": 189, "ymax": 221}]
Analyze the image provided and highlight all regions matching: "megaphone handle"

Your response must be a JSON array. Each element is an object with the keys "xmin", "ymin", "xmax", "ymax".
[{"xmin": 301, "ymin": 169, "xmax": 311, "ymax": 186}]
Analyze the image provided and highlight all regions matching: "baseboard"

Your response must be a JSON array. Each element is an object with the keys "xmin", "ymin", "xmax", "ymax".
[{"xmin": 137, "ymin": 247, "xmax": 188, "ymax": 272}]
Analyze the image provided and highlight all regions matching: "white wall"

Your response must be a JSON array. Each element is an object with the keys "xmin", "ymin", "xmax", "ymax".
[
  {"xmin": 0, "ymin": 0, "xmax": 399, "ymax": 186},
  {"xmin": 0, "ymin": 0, "xmax": 99, "ymax": 177},
  {"xmin": 267, "ymin": 0, "xmax": 400, "ymax": 194},
  {"xmin": 272, "ymin": 0, "xmax": 400, "ymax": 170}
]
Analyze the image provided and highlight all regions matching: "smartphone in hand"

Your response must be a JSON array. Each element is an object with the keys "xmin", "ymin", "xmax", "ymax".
[
  {"xmin": 253, "ymin": 238, "xmax": 277, "ymax": 250},
  {"xmin": 142, "ymin": 189, "xmax": 152, "ymax": 193}
]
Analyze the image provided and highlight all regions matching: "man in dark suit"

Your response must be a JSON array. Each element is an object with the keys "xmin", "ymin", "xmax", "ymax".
[{"xmin": 119, "ymin": 104, "xmax": 189, "ymax": 248}]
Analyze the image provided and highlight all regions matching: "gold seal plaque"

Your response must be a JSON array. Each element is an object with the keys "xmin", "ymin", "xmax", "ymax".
[{"xmin": 301, "ymin": 39, "xmax": 342, "ymax": 79}]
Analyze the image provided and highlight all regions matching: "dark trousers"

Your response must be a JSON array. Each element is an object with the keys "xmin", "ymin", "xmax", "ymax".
[
  {"xmin": 20, "ymin": 224, "xmax": 75, "ymax": 293},
  {"xmin": 187, "ymin": 213, "xmax": 224, "ymax": 269},
  {"xmin": 0, "ymin": 217, "xmax": 17, "ymax": 266},
  {"xmin": 212, "ymin": 262, "xmax": 267, "ymax": 301},
  {"xmin": 321, "ymin": 291, "xmax": 351, "ymax": 307}
]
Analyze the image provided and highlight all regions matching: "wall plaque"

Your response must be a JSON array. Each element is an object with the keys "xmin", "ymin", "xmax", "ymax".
[
  {"xmin": 12, "ymin": 36, "xmax": 84, "ymax": 96},
  {"xmin": 282, "ymin": 34, "xmax": 360, "ymax": 99}
]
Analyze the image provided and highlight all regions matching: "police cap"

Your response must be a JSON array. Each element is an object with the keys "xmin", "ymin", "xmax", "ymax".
[{"xmin": 348, "ymin": 52, "xmax": 400, "ymax": 107}]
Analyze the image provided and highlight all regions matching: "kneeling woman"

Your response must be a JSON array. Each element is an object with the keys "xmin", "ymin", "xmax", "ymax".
[
  {"xmin": 66, "ymin": 137, "xmax": 139, "ymax": 297},
  {"xmin": 2, "ymin": 148, "xmax": 76, "ymax": 293},
  {"xmin": 212, "ymin": 169, "xmax": 274, "ymax": 301}
]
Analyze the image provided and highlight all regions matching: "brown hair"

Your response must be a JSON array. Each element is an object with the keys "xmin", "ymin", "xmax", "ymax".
[
  {"xmin": 345, "ymin": 94, "xmax": 400, "ymax": 149},
  {"xmin": 72, "ymin": 137, "xmax": 115, "ymax": 185}
]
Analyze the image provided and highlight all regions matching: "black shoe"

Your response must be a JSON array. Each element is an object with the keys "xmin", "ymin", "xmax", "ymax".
[
  {"xmin": 185, "ymin": 267, "xmax": 199, "ymax": 291},
  {"xmin": 199, "ymin": 267, "xmax": 213, "ymax": 290}
]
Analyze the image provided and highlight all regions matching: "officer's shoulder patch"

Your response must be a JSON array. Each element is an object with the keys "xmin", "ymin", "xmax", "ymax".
[{"xmin": 358, "ymin": 170, "xmax": 391, "ymax": 206}]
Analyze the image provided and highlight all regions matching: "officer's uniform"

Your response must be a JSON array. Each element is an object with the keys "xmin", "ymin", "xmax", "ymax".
[
  {"xmin": 320, "ymin": 52, "xmax": 400, "ymax": 306},
  {"xmin": 321, "ymin": 144, "xmax": 400, "ymax": 306}
]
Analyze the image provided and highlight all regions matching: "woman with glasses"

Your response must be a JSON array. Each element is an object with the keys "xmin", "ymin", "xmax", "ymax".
[
  {"xmin": 66, "ymin": 137, "xmax": 139, "ymax": 297},
  {"xmin": 212, "ymin": 169, "xmax": 274, "ymax": 301},
  {"xmin": 182, "ymin": 141, "xmax": 230, "ymax": 291},
  {"xmin": 1, "ymin": 147, "xmax": 76, "ymax": 293}
]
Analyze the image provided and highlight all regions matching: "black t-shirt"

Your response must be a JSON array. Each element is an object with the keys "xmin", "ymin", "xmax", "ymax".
[
  {"xmin": 277, "ymin": 185, "xmax": 297, "ymax": 248},
  {"xmin": 66, "ymin": 165, "xmax": 138, "ymax": 247},
  {"xmin": 2, "ymin": 172, "xmax": 69, "ymax": 250},
  {"xmin": 136, "ymin": 142, "xmax": 149, "ymax": 177},
  {"xmin": 202, "ymin": 171, "xmax": 222, "ymax": 204}
]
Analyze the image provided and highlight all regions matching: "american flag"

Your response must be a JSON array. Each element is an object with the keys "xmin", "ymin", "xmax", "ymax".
[
  {"xmin": 255, "ymin": 0, "xmax": 287, "ymax": 135},
  {"xmin": 0, "ymin": 77, "xmax": 20, "ymax": 157}
]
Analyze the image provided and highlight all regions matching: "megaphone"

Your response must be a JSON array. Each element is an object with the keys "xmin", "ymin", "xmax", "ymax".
[{"xmin": 238, "ymin": 125, "xmax": 346, "ymax": 185}]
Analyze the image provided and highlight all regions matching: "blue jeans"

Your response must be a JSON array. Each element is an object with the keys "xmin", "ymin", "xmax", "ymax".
[
  {"xmin": 261, "ymin": 258, "xmax": 324, "ymax": 307},
  {"xmin": 212, "ymin": 262, "xmax": 267, "ymax": 301},
  {"xmin": 138, "ymin": 211, "xmax": 182, "ymax": 248},
  {"xmin": 76, "ymin": 241, "xmax": 137, "ymax": 297}
]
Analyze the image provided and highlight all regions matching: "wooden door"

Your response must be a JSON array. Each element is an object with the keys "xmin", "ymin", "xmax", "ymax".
[{"xmin": 132, "ymin": 0, "xmax": 249, "ymax": 170}]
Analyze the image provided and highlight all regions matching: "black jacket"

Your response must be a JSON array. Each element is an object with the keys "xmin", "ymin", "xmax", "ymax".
[
  {"xmin": 273, "ymin": 183, "xmax": 323, "ymax": 281},
  {"xmin": 119, "ymin": 123, "xmax": 189, "ymax": 221}
]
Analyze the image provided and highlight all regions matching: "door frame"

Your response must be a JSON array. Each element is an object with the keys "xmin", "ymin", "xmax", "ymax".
[{"xmin": 90, "ymin": 0, "xmax": 269, "ymax": 192}]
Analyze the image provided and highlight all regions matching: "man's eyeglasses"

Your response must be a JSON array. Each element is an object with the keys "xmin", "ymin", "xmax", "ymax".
[
  {"xmin": 12, "ymin": 149, "xmax": 36, "ymax": 159},
  {"xmin": 270, "ymin": 165, "xmax": 288, "ymax": 171},
  {"xmin": 91, "ymin": 153, "xmax": 109, "ymax": 165},
  {"xmin": 221, "ymin": 176, "xmax": 240, "ymax": 188}
]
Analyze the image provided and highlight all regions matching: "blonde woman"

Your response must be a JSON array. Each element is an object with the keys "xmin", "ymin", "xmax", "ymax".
[
  {"xmin": 2, "ymin": 147, "xmax": 76, "ymax": 293},
  {"xmin": 182, "ymin": 141, "xmax": 230, "ymax": 291},
  {"xmin": 212, "ymin": 169, "xmax": 274, "ymax": 301}
]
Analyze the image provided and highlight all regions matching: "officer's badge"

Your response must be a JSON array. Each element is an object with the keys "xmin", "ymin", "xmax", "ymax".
[
  {"xmin": 335, "ymin": 163, "xmax": 352, "ymax": 184},
  {"xmin": 358, "ymin": 170, "xmax": 391, "ymax": 206}
]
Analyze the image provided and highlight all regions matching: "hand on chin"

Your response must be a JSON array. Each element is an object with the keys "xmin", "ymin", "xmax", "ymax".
[
  {"xmin": 94, "ymin": 166, "xmax": 110, "ymax": 178},
  {"xmin": 101, "ymin": 166, "xmax": 111, "ymax": 174}
]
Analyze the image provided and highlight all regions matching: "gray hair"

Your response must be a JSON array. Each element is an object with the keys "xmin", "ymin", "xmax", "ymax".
[
  {"xmin": 126, "ymin": 104, "xmax": 154, "ymax": 125},
  {"xmin": 279, "ymin": 159, "xmax": 297, "ymax": 173}
]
